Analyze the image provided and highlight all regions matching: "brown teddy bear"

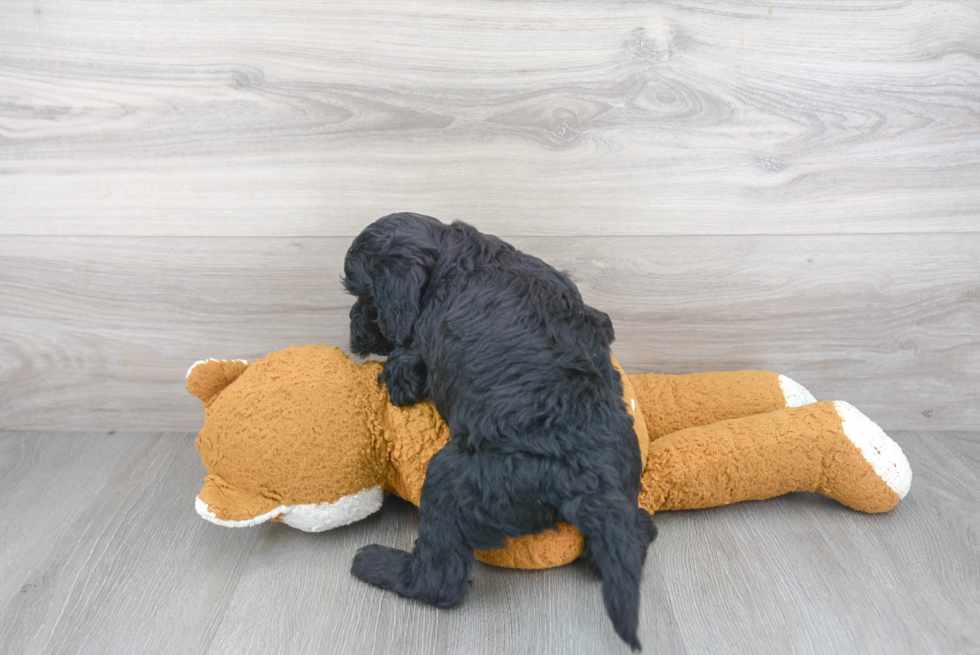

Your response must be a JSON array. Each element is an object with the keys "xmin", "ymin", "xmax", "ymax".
[{"xmin": 187, "ymin": 345, "xmax": 911, "ymax": 569}]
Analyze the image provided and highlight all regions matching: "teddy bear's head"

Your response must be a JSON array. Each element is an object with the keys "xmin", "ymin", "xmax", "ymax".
[{"xmin": 188, "ymin": 346, "xmax": 389, "ymax": 531}]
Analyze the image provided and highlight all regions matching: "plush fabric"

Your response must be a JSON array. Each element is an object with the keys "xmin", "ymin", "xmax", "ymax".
[{"xmin": 189, "ymin": 345, "xmax": 911, "ymax": 569}]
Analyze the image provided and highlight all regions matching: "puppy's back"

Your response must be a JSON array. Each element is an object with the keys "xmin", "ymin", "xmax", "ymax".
[{"xmin": 423, "ymin": 223, "xmax": 630, "ymax": 459}]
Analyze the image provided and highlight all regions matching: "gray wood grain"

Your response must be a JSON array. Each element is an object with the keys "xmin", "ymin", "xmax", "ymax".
[
  {"xmin": 0, "ymin": 432, "xmax": 262, "ymax": 655},
  {"xmin": 1, "ymin": 0, "xmax": 978, "ymax": 236},
  {"xmin": 1, "ymin": 234, "xmax": 977, "ymax": 432},
  {"xmin": 0, "ymin": 432, "xmax": 155, "ymax": 605},
  {"xmin": 0, "ymin": 430, "xmax": 976, "ymax": 654}
]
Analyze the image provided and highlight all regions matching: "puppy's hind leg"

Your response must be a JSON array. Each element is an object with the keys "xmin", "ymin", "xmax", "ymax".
[
  {"xmin": 562, "ymin": 494, "xmax": 649, "ymax": 651},
  {"xmin": 351, "ymin": 443, "xmax": 473, "ymax": 608}
]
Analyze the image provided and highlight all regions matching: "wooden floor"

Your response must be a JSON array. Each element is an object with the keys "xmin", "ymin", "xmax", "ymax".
[{"xmin": 0, "ymin": 430, "xmax": 977, "ymax": 655}]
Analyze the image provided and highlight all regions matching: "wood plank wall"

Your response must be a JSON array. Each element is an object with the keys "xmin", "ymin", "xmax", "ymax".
[{"xmin": 1, "ymin": 1, "xmax": 978, "ymax": 431}]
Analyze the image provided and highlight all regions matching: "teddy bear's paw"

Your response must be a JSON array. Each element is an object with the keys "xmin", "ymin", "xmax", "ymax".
[
  {"xmin": 834, "ymin": 401, "xmax": 912, "ymax": 501},
  {"xmin": 779, "ymin": 375, "xmax": 817, "ymax": 407}
]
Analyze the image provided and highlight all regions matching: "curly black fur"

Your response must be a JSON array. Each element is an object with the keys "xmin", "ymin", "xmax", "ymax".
[{"xmin": 343, "ymin": 213, "xmax": 656, "ymax": 650}]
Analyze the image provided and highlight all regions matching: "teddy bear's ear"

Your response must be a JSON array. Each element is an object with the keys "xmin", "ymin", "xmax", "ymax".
[{"xmin": 186, "ymin": 358, "xmax": 249, "ymax": 407}]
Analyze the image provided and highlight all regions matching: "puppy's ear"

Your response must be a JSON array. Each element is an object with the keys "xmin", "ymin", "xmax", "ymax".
[{"xmin": 372, "ymin": 254, "xmax": 430, "ymax": 346}]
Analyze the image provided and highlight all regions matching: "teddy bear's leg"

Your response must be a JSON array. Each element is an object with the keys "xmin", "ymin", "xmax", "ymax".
[
  {"xmin": 628, "ymin": 370, "xmax": 816, "ymax": 440},
  {"xmin": 639, "ymin": 401, "xmax": 911, "ymax": 514}
]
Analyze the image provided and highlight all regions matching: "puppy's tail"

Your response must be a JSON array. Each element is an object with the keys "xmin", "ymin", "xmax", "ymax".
[{"xmin": 563, "ymin": 496, "xmax": 654, "ymax": 651}]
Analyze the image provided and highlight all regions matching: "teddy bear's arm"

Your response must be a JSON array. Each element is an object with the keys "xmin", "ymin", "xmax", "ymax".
[
  {"xmin": 627, "ymin": 370, "xmax": 815, "ymax": 440},
  {"xmin": 639, "ymin": 401, "xmax": 911, "ymax": 515}
]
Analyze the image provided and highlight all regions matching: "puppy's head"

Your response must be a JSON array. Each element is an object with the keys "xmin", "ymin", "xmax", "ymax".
[{"xmin": 343, "ymin": 213, "xmax": 443, "ymax": 357}]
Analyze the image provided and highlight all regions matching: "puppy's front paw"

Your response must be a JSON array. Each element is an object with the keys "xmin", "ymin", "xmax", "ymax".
[
  {"xmin": 379, "ymin": 360, "xmax": 427, "ymax": 407},
  {"xmin": 351, "ymin": 544, "xmax": 412, "ymax": 592}
]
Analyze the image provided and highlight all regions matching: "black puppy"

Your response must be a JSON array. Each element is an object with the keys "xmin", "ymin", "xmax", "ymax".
[{"xmin": 343, "ymin": 213, "xmax": 656, "ymax": 650}]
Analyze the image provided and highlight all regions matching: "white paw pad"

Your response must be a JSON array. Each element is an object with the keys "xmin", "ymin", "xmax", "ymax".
[
  {"xmin": 779, "ymin": 375, "xmax": 817, "ymax": 407},
  {"xmin": 834, "ymin": 401, "xmax": 912, "ymax": 499}
]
